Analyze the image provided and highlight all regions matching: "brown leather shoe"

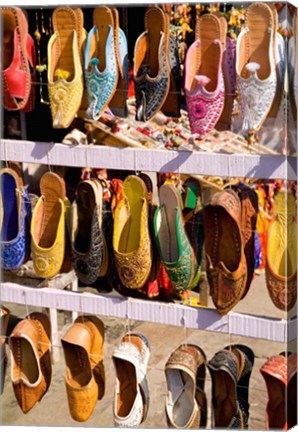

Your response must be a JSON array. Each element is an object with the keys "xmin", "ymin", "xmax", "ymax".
[
  {"xmin": 203, "ymin": 189, "xmax": 247, "ymax": 314},
  {"xmin": 0, "ymin": 305, "xmax": 10, "ymax": 395},
  {"xmin": 61, "ymin": 315, "xmax": 105, "ymax": 422},
  {"xmin": 9, "ymin": 312, "xmax": 52, "ymax": 413},
  {"xmin": 165, "ymin": 344, "xmax": 207, "ymax": 428}
]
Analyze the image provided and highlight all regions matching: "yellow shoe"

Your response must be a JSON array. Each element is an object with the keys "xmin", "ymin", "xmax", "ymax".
[
  {"xmin": 265, "ymin": 188, "xmax": 297, "ymax": 311},
  {"xmin": 47, "ymin": 7, "xmax": 84, "ymax": 128},
  {"xmin": 31, "ymin": 172, "xmax": 67, "ymax": 279},
  {"xmin": 113, "ymin": 175, "xmax": 152, "ymax": 289}
]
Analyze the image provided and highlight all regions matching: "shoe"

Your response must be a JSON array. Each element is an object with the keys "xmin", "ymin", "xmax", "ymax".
[
  {"xmin": 113, "ymin": 175, "xmax": 152, "ymax": 289},
  {"xmin": 236, "ymin": 2, "xmax": 277, "ymax": 133},
  {"xmin": 31, "ymin": 172, "xmax": 68, "ymax": 279},
  {"xmin": 165, "ymin": 344, "xmax": 207, "ymax": 428},
  {"xmin": 203, "ymin": 189, "xmax": 247, "ymax": 314},
  {"xmin": 84, "ymin": 6, "xmax": 118, "ymax": 120},
  {"xmin": 224, "ymin": 344, "xmax": 255, "ymax": 427},
  {"xmin": 47, "ymin": 7, "xmax": 84, "ymax": 128},
  {"xmin": 288, "ymin": 11, "xmax": 298, "ymax": 119},
  {"xmin": 260, "ymin": 352, "xmax": 297, "ymax": 429},
  {"xmin": 70, "ymin": 179, "xmax": 107, "ymax": 285},
  {"xmin": 112, "ymin": 333, "xmax": 150, "ymax": 427},
  {"xmin": 228, "ymin": 183, "xmax": 259, "ymax": 299},
  {"xmin": 154, "ymin": 183, "xmax": 196, "ymax": 292},
  {"xmin": 0, "ymin": 166, "xmax": 32, "ymax": 271},
  {"xmin": 185, "ymin": 13, "xmax": 225, "ymax": 138},
  {"xmin": 134, "ymin": 6, "xmax": 170, "ymax": 121},
  {"xmin": 109, "ymin": 8, "xmax": 129, "ymax": 118},
  {"xmin": 1, "ymin": 7, "xmax": 35, "ymax": 112},
  {"xmin": 61, "ymin": 315, "xmax": 105, "ymax": 422},
  {"xmin": 0, "ymin": 305, "xmax": 10, "ymax": 395},
  {"xmin": 208, "ymin": 349, "xmax": 245, "ymax": 428},
  {"xmin": 9, "ymin": 312, "xmax": 52, "ymax": 414},
  {"xmin": 265, "ymin": 188, "xmax": 297, "ymax": 311}
]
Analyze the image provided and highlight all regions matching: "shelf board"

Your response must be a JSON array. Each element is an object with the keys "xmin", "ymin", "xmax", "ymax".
[
  {"xmin": 1, "ymin": 139, "xmax": 296, "ymax": 180},
  {"xmin": 1, "ymin": 282, "xmax": 295, "ymax": 343}
]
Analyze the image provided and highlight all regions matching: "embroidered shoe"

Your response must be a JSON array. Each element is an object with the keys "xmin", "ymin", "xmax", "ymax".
[
  {"xmin": 134, "ymin": 6, "xmax": 170, "ymax": 121},
  {"xmin": 47, "ymin": 7, "xmax": 84, "ymax": 128},
  {"xmin": 165, "ymin": 344, "xmax": 207, "ymax": 428},
  {"xmin": 113, "ymin": 175, "xmax": 152, "ymax": 289},
  {"xmin": 9, "ymin": 312, "xmax": 52, "ymax": 414},
  {"xmin": 265, "ymin": 188, "xmax": 297, "ymax": 311},
  {"xmin": 203, "ymin": 189, "xmax": 247, "ymax": 315},
  {"xmin": 112, "ymin": 333, "xmax": 150, "ymax": 427},
  {"xmin": 154, "ymin": 183, "xmax": 196, "ymax": 292},
  {"xmin": 0, "ymin": 166, "xmax": 31, "ymax": 271},
  {"xmin": 236, "ymin": 2, "xmax": 277, "ymax": 133},
  {"xmin": 84, "ymin": 6, "xmax": 118, "ymax": 120},
  {"xmin": 61, "ymin": 315, "xmax": 105, "ymax": 422},
  {"xmin": 185, "ymin": 13, "xmax": 225, "ymax": 139},
  {"xmin": 31, "ymin": 172, "xmax": 68, "ymax": 279}
]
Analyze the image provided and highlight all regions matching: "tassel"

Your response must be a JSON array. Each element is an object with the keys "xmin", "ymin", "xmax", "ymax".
[{"xmin": 195, "ymin": 75, "xmax": 211, "ymax": 86}]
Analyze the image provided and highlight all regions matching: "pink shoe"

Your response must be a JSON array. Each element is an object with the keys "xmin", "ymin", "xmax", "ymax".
[{"xmin": 185, "ymin": 14, "xmax": 225, "ymax": 139}]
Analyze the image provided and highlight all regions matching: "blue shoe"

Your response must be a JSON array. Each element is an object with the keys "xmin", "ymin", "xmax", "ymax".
[
  {"xmin": 84, "ymin": 6, "xmax": 118, "ymax": 120},
  {"xmin": 0, "ymin": 167, "xmax": 31, "ymax": 270}
]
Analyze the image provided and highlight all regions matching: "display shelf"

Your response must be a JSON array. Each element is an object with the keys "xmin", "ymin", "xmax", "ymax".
[
  {"xmin": 1, "ymin": 138, "xmax": 296, "ymax": 181},
  {"xmin": 1, "ymin": 282, "xmax": 295, "ymax": 343}
]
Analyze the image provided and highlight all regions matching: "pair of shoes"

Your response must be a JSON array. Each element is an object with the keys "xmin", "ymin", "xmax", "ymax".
[
  {"xmin": 208, "ymin": 344, "xmax": 255, "ymax": 428},
  {"xmin": 113, "ymin": 175, "xmax": 152, "ymax": 289},
  {"xmin": 47, "ymin": 7, "xmax": 85, "ymax": 128},
  {"xmin": 61, "ymin": 315, "xmax": 105, "ymax": 422},
  {"xmin": 9, "ymin": 312, "xmax": 52, "ymax": 413},
  {"xmin": 0, "ymin": 305, "xmax": 10, "ymax": 395},
  {"xmin": 165, "ymin": 344, "xmax": 207, "ymax": 428},
  {"xmin": 31, "ymin": 171, "xmax": 71, "ymax": 279},
  {"xmin": 71, "ymin": 178, "xmax": 113, "ymax": 285},
  {"xmin": 236, "ymin": 2, "xmax": 285, "ymax": 134},
  {"xmin": 265, "ymin": 188, "xmax": 297, "ymax": 311},
  {"xmin": 184, "ymin": 12, "xmax": 228, "ymax": 138},
  {"xmin": 1, "ymin": 7, "xmax": 36, "ymax": 112},
  {"xmin": 260, "ymin": 352, "xmax": 297, "ymax": 429},
  {"xmin": 112, "ymin": 333, "xmax": 150, "ymax": 427},
  {"xmin": 154, "ymin": 182, "xmax": 197, "ymax": 292},
  {"xmin": 134, "ymin": 6, "xmax": 181, "ymax": 121},
  {"xmin": 0, "ymin": 164, "xmax": 32, "ymax": 271},
  {"xmin": 85, "ymin": 6, "xmax": 129, "ymax": 120},
  {"xmin": 203, "ymin": 189, "xmax": 247, "ymax": 314}
]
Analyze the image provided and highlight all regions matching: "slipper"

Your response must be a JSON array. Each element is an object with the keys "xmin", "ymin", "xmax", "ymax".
[
  {"xmin": 48, "ymin": 7, "xmax": 84, "ymax": 128},
  {"xmin": 31, "ymin": 172, "xmax": 67, "ymax": 278},
  {"xmin": 113, "ymin": 175, "xmax": 152, "ymax": 289},
  {"xmin": 2, "ymin": 7, "xmax": 32, "ymax": 111},
  {"xmin": 154, "ymin": 183, "xmax": 196, "ymax": 292},
  {"xmin": 236, "ymin": 2, "xmax": 277, "ymax": 132},
  {"xmin": 84, "ymin": 6, "xmax": 118, "ymax": 120},
  {"xmin": 185, "ymin": 13, "xmax": 225, "ymax": 139},
  {"xmin": 134, "ymin": 6, "xmax": 170, "ymax": 121}
]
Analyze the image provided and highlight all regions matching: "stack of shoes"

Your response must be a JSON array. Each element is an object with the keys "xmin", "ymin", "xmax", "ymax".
[
  {"xmin": 260, "ymin": 352, "xmax": 297, "ymax": 429},
  {"xmin": 84, "ymin": 6, "xmax": 128, "ymax": 120},
  {"xmin": 165, "ymin": 344, "xmax": 207, "ymax": 429},
  {"xmin": 236, "ymin": 2, "xmax": 284, "ymax": 135},
  {"xmin": 1, "ymin": 7, "xmax": 36, "ymax": 112},
  {"xmin": 265, "ymin": 187, "xmax": 297, "ymax": 311},
  {"xmin": 0, "ymin": 163, "xmax": 32, "ymax": 271},
  {"xmin": 208, "ymin": 344, "xmax": 254, "ymax": 429},
  {"xmin": 9, "ymin": 312, "xmax": 52, "ymax": 414},
  {"xmin": 47, "ymin": 7, "xmax": 85, "ymax": 128},
  {"xmin": 112, "ymin": 333, "xmax": 150, "ymax": 427},
  {"xmin": 134, "ymin": 6, "xmax": 181, "ymax": 122},
  {"xmin": 61, "ymin": 315, "xmax": 105, "ymax": 422},
  {"xmin": 31, "ymin": 171, "xmax": 71, "ymax": 279},
  {"xmin": 0, "ymin": 305, "xmax": 10, "ymax": 395}
]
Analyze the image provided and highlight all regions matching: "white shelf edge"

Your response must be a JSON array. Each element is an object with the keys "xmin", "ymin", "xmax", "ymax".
[
  {"xmin": 1, "ymin": 139, "xmax": 296, "ymax": 180},
  {"xmin": 1, "ymin": 282, "xmax": 295, "ymax": 343}
]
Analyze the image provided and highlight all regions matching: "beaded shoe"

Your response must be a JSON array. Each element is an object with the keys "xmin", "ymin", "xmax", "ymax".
[
  {"xmin": 185, "ymin": 13, "xmax": 225, "ymax": 139},
  {"xmin": 112, "ymin": 333, "xmax": 150, "ymax": 427}
]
